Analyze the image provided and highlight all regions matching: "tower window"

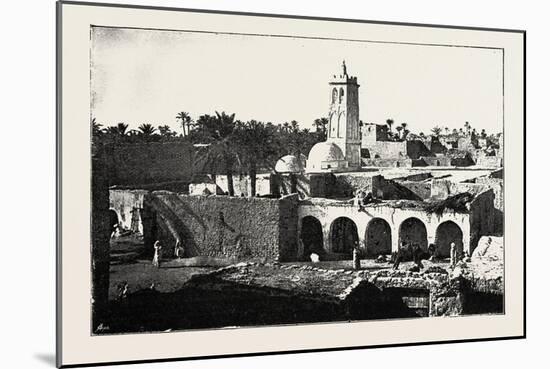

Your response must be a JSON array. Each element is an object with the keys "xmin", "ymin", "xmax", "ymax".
[
  {"xmin": 339, "ymin": 88, "xmax": 345, "ymax": 103},
  {"xmin": 332, "ymin": 88, "xmax": 338, "ymax": 103}
]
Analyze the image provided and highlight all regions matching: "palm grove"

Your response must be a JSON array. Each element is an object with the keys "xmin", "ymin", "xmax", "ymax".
[
  {"xmin": 92, "ymin": 112, "xmax": 328, "ymax": 196},
  {"xmin": 92, "ymin": 112, "xmax": 500, "ymax": 196}
]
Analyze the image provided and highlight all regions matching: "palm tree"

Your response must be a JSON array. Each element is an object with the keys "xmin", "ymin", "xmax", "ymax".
[
  {"xmin": 400, "ymin": 123, "xmax": 408, "ymax": 139},
  {"xmin": 138, "ymin": 123, "xmax": 157, "ymax": 137},
  {"xmin": 282, "ymin": 122, "xmax": 290, "ymax": 133},
  {"xmin": 386, "ymin": 118, "xmax": 394, "ymax": 132},
  {"xmin": 158, "ymin": 125, "xmax": 176, "ymax": 138},
  {"xmin": 395, "ymin": 126, "xmax": 403, "ymax": 140},
  {"xmin": 234, "ymin": 120, "xmax": 277, "ymax": 196},
  {"xmin": 91, "ymin": 118, "xmax": 103, "ymax": 138},
  {"xmin": 194, "ymin": 111, "xmax": 238, "ymax": 196},
  {"xmin": 290, "ymin": 120, "xmax": 299, "ymax": 133},
  {"xmin": 464, "ymin": 121, "xmax": 471, "ymax": 135},
  {"xmin": 431, "ymin": 126, "xmax": 442, "ymax": 137},
  {"xmin": 176, "ymin": 111, "xmax": 192, "ymax": 136}
]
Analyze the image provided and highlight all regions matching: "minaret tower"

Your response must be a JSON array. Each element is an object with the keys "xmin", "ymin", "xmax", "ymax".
[{"xmin": 327, "ymin": 60, "xmax": 361, "ymax": 169}]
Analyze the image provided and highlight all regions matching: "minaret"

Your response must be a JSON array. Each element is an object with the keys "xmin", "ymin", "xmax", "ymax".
[{"xmin": 327, "ymin": 60, "xmax": 361, "ymax": 169}]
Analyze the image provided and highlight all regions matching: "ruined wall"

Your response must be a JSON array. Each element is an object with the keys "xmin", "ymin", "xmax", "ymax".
[
  {"xmin": 395, "ymin": 181, "xmax": 432, "ymax": 199},
  {"xmin": 309, "ymin": 173, "xmax": 336, "ymax": 198},
  {"xmin": 143, "ymin": 192, "xmax": 299, "ymax": 261},
  {"xmin": 476, "ymin": 155, "xmax": 503, "ymax": 168},
  {"xmin": 405, "ymin": 140, "xmax": 433, "ymax": 159},
  {"xmin": 474, "ymin": 176, "xmax": 503, "ymax": 234},
  {"xmin": 469, "ymin": 190, "xmax": 496, "ymax": 253},
  {"xmin": 420, "ymin": 156, "xmax": 452, "ymax": 167},
  {"xmin": 362, "ymin": 158, "xmax": 414, "ymax": 168},
  {"xmin": 103, "ymin": 142, "xmax": 195, "ymax": 186},
  {"xmin": 367, "ymin": 141, "xmax": 408, "ymax": 159},
  {"xmin": 215, "ymin": 173, "xmax": 272, "ymax": 197}
]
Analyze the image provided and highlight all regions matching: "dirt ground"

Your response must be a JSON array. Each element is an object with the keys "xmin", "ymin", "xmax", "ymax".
[{"xmin": 108, "ymin": 234, "xmax": 454, "ymax": 301}]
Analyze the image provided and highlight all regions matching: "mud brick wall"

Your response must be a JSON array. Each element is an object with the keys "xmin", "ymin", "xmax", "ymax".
[
  {"xmin": 144, "ymin": 192, "xmax": 299, "ymax": 261},
  {"xmin": 395, "ymin": 180, "xmax": 432, "ymax": 199},
  {"xmin": 420, "ymin": 156, "xmax": 452, "ymax": 167},
  {"xmin": 362, "ymin": 158, "xmax": 414, "ymax": 168},
  {"xmin": 103, "ymin": 142, "xmax": 195, "ymax": 186},
  {"xmin": 476, "ymin": 155, "xmax": 503, "ymax": 168}
]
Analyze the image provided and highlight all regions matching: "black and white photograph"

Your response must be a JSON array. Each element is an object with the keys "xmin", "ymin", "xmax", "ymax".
[
  {"xmin": 48, "ymin": 1, "xmax": 527, "ymax": 367},
  {"xmin": 91, "ymin": 22, "xmax": 507, "ymax": 334}
]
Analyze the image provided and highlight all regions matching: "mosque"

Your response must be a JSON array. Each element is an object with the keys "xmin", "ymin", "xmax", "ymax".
[{"xmin": 305, "ymin": 60, "xmax": 362, "ymax": 174}]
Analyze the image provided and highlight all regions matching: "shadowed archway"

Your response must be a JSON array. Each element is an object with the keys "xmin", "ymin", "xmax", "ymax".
[
  {"xmin": 300, "ymin": 216, "xmax": 324, "ymax": 258},
  {"xmin": 365, "ymin": 218, "xmax": 392, "ymax": 257},
  {"xmin": 398, "ymin": 217, "xmax": 428, "ymax": 251},
  {"xmin": 435, "ymin": 221, "xmax": 464, "ymax": 257},
  {"xmin": 330, "ymin": 217, "xmax": 359, "ymax": 257}
]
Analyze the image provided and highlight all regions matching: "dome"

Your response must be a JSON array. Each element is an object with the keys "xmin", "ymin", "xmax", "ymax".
[
  {"xmin": 306, "ymin": 142, "xmax": 347, "ymax": 173},
  {"xmin": 275, "ymin": 154, "xmax": 306, "ymax": 173},
  {"xmin": 308, "ymin": 142, "xmax": 345, "ymax": 162}
]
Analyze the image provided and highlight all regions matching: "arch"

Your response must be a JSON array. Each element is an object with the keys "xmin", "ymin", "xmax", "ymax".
[
  {"xmin": 330, "ymin": 217, "xmax": 358, "ymax": 257},
  {"xmin": 300, "ymin": 216, "xmax": 324, "ymax": 258},
  {"xmin": 398, "ymin": 217, "xmax": 428, "ymax": 251},
  {"xmin": 331, "ymin": 88, "xmax": 338, "ymax": 104},
  {"xmin": 435, "ymin": 221, "xmax": 464, "ymax": 258},
  {"xmin": 339, "ymin": 87, "xmax": 345, "ymax": 103},
  {"xmin": 365, "ymin": 218, "xmax": 392, "ymax": 257}
]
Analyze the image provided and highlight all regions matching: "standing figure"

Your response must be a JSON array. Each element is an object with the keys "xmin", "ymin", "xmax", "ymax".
[
  {"xmin": 411, "ymin": 243, "xmax": 424, "ymax": 270},
  {"xmin": 353, "ymin": 247, "xmax": 361, "ymax": 270},
  {"xmin": 450, "ymin": 242, "xmax": 457, "ymax": 266},
  {"xmin": 393, "ymin": 242, "xmax": 408, "ymax": 270},
  {"xmin": 174, "ymin": 239, "xmax": 184, "ymax": 259},
  {"xmin": 152, "ymin": 240, "xmax": 162, "ymax": 268},
  {"xmin": 427, "ymin": 243, "xmax": 437, "ymax": 261}
]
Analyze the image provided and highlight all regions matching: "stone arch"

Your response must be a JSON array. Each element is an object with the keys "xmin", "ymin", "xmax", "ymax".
[
  {"xmin": 398, "ymin": 217, "xmax": 428, "ymax": 251},
  {"xmin": 300, "ymin": 216, "xmax": 325, "ymax": 259},
  {"xmin": 338, "ymin": 112, "xmax": 346, "ymax": 138},
  {"xmin": 365, "ymin": 218, "xmax": 392, "ymax": 257},
  {"xmin": 331, "ymin": 88, "xmax": 338, "ymax": 104},
  {"xmin": 435, "ymin": 221, "xmax": 464, "ymax": 258},
  {"xmin": 330, "ymin": 217, "xmax": 358, "ymax": 257}
]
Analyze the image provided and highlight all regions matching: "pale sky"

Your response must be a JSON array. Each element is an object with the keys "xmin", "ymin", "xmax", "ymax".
[{"xmin": 91, "ymin": 26, "xmax": 503, "ymax": 135}]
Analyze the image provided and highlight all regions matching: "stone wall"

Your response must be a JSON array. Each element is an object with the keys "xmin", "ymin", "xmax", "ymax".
[
  {"xmin": 362, "ymin": 158, "xmax": 414, "ymax": 168},
  {"xmin": 420, "ymin": 156, "xmax": 452, "ymax": 167},
  {"xmin": 101, "ymin": 142, "xmax": 195, "ymax": 186},
  {"xmin": 395, "ymin": 181, "xmax": 432, "ymax": 199},
  {"xmin": 476, "ymin": 155, "xmax": 503, "ymax": 168},
  {"xmin": 142, "ymin": 192, "xmax": 299, "ymax": 262},
  {"xmin": 215, "ymin": 173, "xmax": 273, "ymax": 197},
  {"xmin": 367, "ymin": 141, "xmax": 408, "ymax": 159},
  {"xmin": 469, "ymin": 190, "xmax": 496, "ymax": 253}
]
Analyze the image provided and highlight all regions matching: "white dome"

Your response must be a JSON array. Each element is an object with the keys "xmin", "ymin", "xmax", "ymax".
[
  {"xmin": 275, "ymin": 154, "xmax": 306, "ymax": 173},
  {"xmin": 306, "ymin": 142, "xmax": 347, "ymax": 173},
  {"xmin": 308, "ymin": 142, "xmax": 344, "ymax": 162}
]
